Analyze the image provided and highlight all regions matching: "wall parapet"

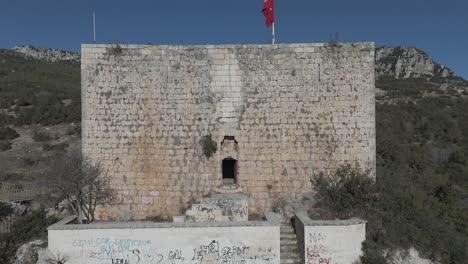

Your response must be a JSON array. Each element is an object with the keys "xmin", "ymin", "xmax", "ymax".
[
  {"xmin": 48, "ymin": 215, "xmax": 277, "ymax": 230},
  {"xmin": 48, "ymin": 215, "xmax": 280, "ymax": 264},
  {"xmin": 295, "ymin": 212, "xmax": 366, "ymax": 264},
  {"xmin": 295, "ymin": 212, "xmax": 366, "ymax": 226}
]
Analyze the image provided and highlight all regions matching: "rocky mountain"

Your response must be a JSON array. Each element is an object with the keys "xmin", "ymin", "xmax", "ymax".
[
  {"xmin": 375, "ymin": 47, "xmax": 468, "ymax": 100},
  {"xmin": 12, "ymin": 45, "xmax": 80, "ymax": 63},
  {"xmin": 376, "ymin": 47, "xmax": 456, "ymax": 80}
]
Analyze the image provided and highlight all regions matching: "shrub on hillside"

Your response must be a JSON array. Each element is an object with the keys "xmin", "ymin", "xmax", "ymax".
[
  {"xmin": 0, "ymin": 141, "xmax": 12, "ymax": 151},
  {"xmin": 312, "ymin": 160, "xmax": 468, "ymax": 263},
  {"xmin": 66, "ymin": 124, "xmax": 81, "ymax": 136},
  {"xmin": 0, "ymin": 210, "xmax": 57, "ymax": 263},
  {"xmin": 312, "ymin": 164, "xmax": 377, "ymax": 219},
  {"xmin": 32, "ymin": 128, "xmax": 52, "ymax": 142},
  {"xmin": 0, "ymin": 114, "xmax": 13, "ymax": 126},
  {"xmin": 0, "ymin": 203, "xmax": 13, "ymax": 220},
  {"xmin": 0, "ymin": 127, "xmax": 19, "ymax": 140},
  {"xmin": 42, "ymin": 143, "xmax": 69, "ymax": 152}
]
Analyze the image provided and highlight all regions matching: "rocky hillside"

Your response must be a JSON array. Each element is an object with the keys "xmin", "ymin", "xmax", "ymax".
[
  {"xmin": 375, "ymin": 47, "xmax": 468, "ymax": 100},
  {"xmin": 376, "ymin": 47, "xmax": 455, "ymax": 79},
  {"xmin": 12, "ymin": 45, "xmax": 80, "ymax": 63}
]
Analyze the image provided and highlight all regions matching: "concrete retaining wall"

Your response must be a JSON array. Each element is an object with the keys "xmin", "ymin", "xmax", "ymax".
[
  {"xmin": 295, "ymin": 212, "xmax": 366, "ymax": 264},
  {"xmin": 47, "ymin": 216, "xmax": 280, "ymax": 264}
]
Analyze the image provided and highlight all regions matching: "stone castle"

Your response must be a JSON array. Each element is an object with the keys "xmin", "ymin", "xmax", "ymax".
[{"xmin": 81, "ymin": 42, "xmax": 376, "ymax": 221}]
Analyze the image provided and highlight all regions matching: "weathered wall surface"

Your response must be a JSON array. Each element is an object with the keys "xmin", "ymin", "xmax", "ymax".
[
  {"xmin": 183, "ymin": 194, "xmax": 249, "ymax": 223},
  {"xmin": 295, "ymin": 213, "xmax": 366, "ymax": 264},
  {"xmin": 81, "ymin": 43, "xmax": 375, "ymax": 220},
  {"xmin": 48, "ymin": 217, "xmax": 280, "ymax": 264}
]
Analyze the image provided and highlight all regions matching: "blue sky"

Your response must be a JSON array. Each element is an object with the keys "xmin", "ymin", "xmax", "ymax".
[{"xmin": 1, "ymin": 0, "xmax": 467, "ymax": 79}]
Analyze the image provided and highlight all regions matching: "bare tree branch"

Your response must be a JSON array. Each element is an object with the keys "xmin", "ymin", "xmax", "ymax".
[{"xmin": 45, "ymin": 147, "xmax": 117, "ymax": 224}]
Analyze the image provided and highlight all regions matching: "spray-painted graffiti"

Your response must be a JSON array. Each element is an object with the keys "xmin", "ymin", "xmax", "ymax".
[
  {"xmin": 306, "ymin": 233, "xmax": 332, "ymax": 264},
  {"xmin": 69, "ymin": 238, "xmax": 275, "ymax": 264},
  {"xmin": 188, "ymin": 198, "xmax": 248, "ymax": 222}
]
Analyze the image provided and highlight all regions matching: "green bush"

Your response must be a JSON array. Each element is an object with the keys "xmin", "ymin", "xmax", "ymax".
[
  {"xmin": 32, "ymin": 128, "xmax": 52, "ymax": 142},
  {"xmin": 312, "ymin": 164, "xmax": 377, "ymax": 219},
  {"xmin": 0, "ymin": 210, "xmax": 57, "ymax": 263},
  {"xmin": 201, "ymin": 135, "xmax": 217, "ymax": 158},
  {"xmin": 66, "ymin": 124, "xmax": 81, "ymax": 136},
  {"xmin": 0, "ymin": 203, "xmax": 13, "ymax": 220},
  {"xmin": 43, "ymin": 143, "xmax": 69, "ymax": 152},
  {"xmin": 0, "ymin": 141, "xmax": 12, "ymax": 151},
  {"xmin": 0, "ymin": 127, "xmax": 19, "ymax": 140},
  {"xmin": 0, "ymin": 114, "xmax": 13, "ymax": 126}
]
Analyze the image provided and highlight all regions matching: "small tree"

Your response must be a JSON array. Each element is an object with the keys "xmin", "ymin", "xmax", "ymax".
[{"xmin": 46, "ymin": 148, "xmax": 116, "ymax": 224}]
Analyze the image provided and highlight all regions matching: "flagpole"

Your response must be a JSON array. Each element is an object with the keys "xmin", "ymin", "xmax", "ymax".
[
  {"xmin": 272, "ymin": 22, "xmax": 275, "ymax": 44},
  {"xmin": 93, "ymin": 11, "xmax": 96, "ymax": 43}
]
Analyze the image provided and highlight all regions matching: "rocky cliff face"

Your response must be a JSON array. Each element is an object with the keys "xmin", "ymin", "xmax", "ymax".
[
  {"xmin": 376, "ymin": 47, "xmax": 456, "ymax": 79},
  {"xmin": 12, "ymin": 45, "xmax": 80, "ymax": 63}
]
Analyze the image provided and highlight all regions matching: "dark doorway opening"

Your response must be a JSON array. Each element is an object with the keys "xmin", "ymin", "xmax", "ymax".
[{"xmin": 222, "ymin": 159, "xmax": 237, "ymax": 185}]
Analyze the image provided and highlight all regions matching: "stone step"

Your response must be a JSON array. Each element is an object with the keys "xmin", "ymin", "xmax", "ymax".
[
  {"xmin": 280, "ymin": 233, "xmax": 297, "ymax": 239},
  {"xmin": 281, "ymin": 249, "xmax": 300, "ymax": 255},
  {"xmin": 281, "ymin": 252, "xmax": 301, "ymax": 258},
  {"xmin": 280, "ymin": 258, "xmax": 301, "ymax": 262},
  {"xmin": 280, "ymin": 239, "xmax": 298, "ymax": 245},
  {"xmin": 281, "ymin": 259, "xmax": 300, "ymax": 262},
  {"xmin": 280, "ymin": 245, "xmax": 300, "ymax": 251},
  {"xmin": 281, "ymin": 256, "xmax": 300, "ymax": 260},
  {"xmin": 280, "ymin": 259, "xmax": 301, "ymax": 264}
]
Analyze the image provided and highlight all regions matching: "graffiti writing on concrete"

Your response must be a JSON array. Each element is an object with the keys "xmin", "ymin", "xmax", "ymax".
[
  {"xmin": 187, "ymin": 198, "xmax": 248, "ymax": 222},
  {"xmin": 306, "ymin": 233, "xmax": 331, "ymax": 264},
  {"xmin": 70, "ymin": 238, "xmax": 275, "ymax": 264}
]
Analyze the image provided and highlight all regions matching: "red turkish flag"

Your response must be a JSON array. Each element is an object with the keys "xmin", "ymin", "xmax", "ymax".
[{"xmin": 262, "ymin": 0, "xmax": 274, "ymax": 27}]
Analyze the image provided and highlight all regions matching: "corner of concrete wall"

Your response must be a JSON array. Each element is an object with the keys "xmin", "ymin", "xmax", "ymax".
[
  {"xmin": 295, "ymin": 212, "xmax": 309, "ymax": 264},
  {"xmin": 295, "ymin": 212, "xmax": 367, "ymax": 264}
]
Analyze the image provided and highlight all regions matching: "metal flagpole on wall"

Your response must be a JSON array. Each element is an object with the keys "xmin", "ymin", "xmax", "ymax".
[
  {"xmin": 272, "ymin": 22, "xmax": 275, "ymax": 44},
  {"xmin": 93, "ymin": 12, "xmax": 96, "ymax": 43}
]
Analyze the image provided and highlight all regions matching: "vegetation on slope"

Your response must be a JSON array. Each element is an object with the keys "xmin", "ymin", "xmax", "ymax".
[
  {"xmin": 0, "ymin": 49, "xmax": 80, "ymax": 125},
  {"xmin": 0, "ymin": 210, "xmax": 57, "ymax": 264},
  {"xmin": 314, "ymin": 95, "xmax": 468, "ymax": 264}
]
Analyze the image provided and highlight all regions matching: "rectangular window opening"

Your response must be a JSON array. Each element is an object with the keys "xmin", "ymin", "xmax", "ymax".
[{"xmin": 222, "ymin": 159, "xmax": 237, "ymax": 185}]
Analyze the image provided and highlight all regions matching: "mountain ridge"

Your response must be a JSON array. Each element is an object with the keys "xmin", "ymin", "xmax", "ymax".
[
  {"xmin": 7, "ymin": 44, "xmax": 466, "ymax": 81},
  {"xmin": 12, "ymin": 45, "xmax": 80, "ymax": 63},
  {"xmin": 375, "ymin": 46, "xmax": 457, "ymax": 80}
]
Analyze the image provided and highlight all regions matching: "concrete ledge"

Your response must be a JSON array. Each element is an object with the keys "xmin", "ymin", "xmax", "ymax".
[
  {"xmin": 295, "ymin": 211, "xmax": 366, "ymax": 226},
  {"xmin": 48, "ymin": 215, "xmax": 278, "ymax": 231}
]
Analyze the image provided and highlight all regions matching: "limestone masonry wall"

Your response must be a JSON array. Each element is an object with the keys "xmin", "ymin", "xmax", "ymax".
[{"xmin": 81, "ymin": 43, "xmax": 375, "ymax": 220}]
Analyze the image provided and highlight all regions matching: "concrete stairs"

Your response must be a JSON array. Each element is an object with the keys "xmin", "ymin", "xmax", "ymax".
[{"xmin": 280, "ymin": 223, "xmax": 301, "ymax": 264}]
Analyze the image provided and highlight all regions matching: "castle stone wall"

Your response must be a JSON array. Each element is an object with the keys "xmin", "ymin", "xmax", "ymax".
[{"xmin": 81, "ymin": 43, "xmax": 375, "ymax": 220}]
